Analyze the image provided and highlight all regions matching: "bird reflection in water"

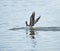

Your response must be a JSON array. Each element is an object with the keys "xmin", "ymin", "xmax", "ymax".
[
  {"xmin": 26, "ymin": 27, "xmax": 36, "ymax": 39},
  {"xmin": 29, "ymin": 27, "xmax": 35, "ymax": 39},
  {"xmin": 26, "ymin": 27, "xmax": 36, "ymax": 51},
  {"xmin": 30, "ymin": 28, "xmax": 36, "ymax": 51}
]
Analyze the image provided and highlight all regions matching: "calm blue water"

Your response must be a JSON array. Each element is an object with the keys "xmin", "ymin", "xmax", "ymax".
[{"xmin": 0, "ymin": 0, "xmax": 60, "ymax": 51}]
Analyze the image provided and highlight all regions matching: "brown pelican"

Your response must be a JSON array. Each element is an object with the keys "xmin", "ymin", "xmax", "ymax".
[{"xmin": 25, "ymin": 12, "xmax": 41, "ymax": 27}]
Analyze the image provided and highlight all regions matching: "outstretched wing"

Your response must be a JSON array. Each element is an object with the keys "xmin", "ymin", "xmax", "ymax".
[
  {"xmin": 34, "ymin": 16, "xmax": 41, "ymax": 24},
  {"xmin": 30, "ymin": 12, "xmax": 35, "ymax": 26}
]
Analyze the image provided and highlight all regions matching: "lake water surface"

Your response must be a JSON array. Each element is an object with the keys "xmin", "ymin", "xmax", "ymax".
[{"xmin": 0, "ymin": 0, "xmax": 60, "ymax": 51}]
